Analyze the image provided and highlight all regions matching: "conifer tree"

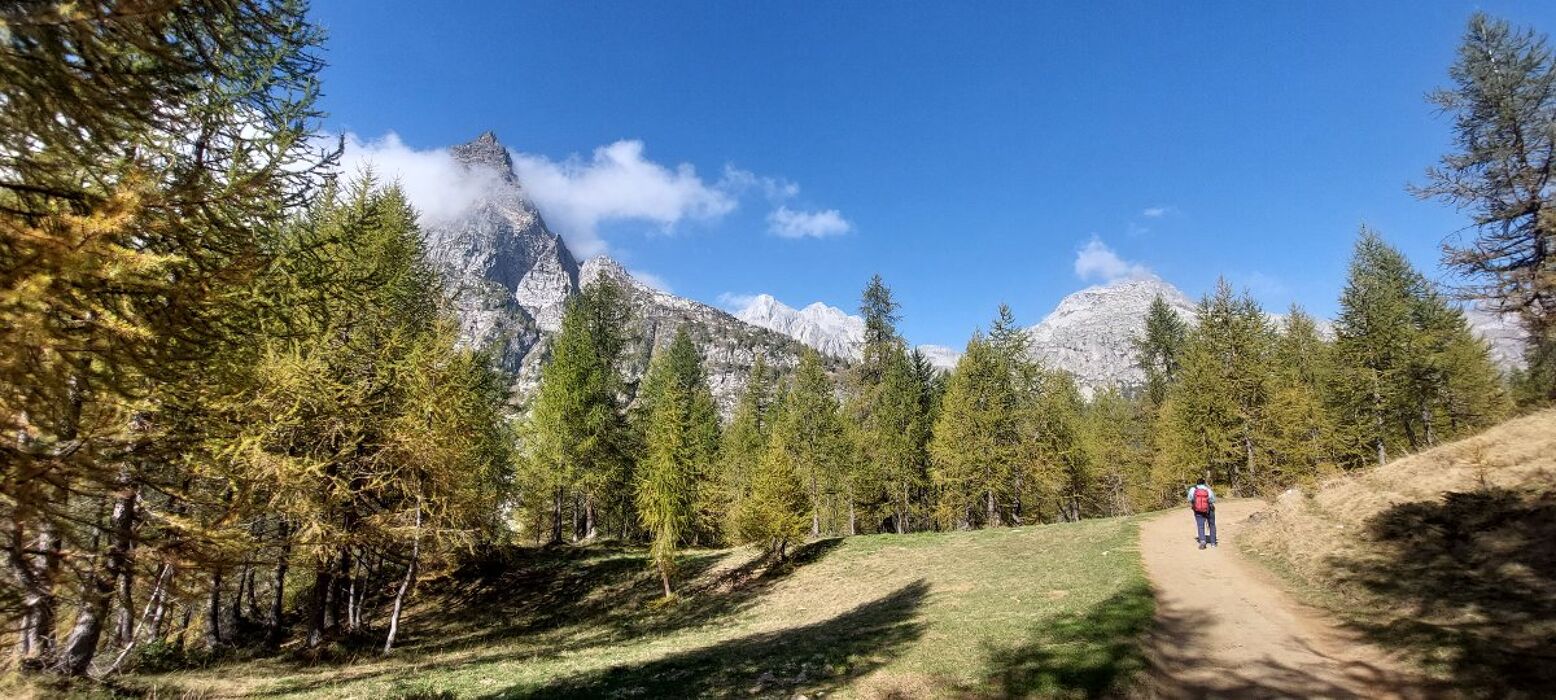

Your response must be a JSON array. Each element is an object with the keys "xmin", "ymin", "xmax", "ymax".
[
  {"xmin": 634, "ymin": 329, "xmax": 720, "ymax": 544},
  {"xmin": 1082, "ymin": 388, "xmax": 1152, "ymax": 516},
  {"xmin": 930, "ymin": 336, "xmax": 1019, "ymax": 528},
  {"xmin": 1134, "ymin": 294, "xmax": 1190, "ymax": 407},
  {"xmin": 1031, "ymin": 372, "xmax": 1091, "ymax": 522},
  {"xmin": 523, "ymin": 279, "xmax": 633, "ymax": 543},
  {"xmin": 734, "ymin": 392, "xmax": 809, "ymax": 560},
  {"xmin": 1264, "ymin": 307, "xmax": 1338, "ymax": 485},
  {"xmin": 1415, "ymin": 13, "xmax": 1556, "ymax": 400},
  {"xmin": 635, "ymin": 330, "xmax": 718, "ymax": 598},
  {"xmin": 718, "ymin": 354, "xmax": 774, "ymax": 535},
  {"xmin": 776, "ymin": 350, "xmax": 851, "ymax": 536},
  {"xmin": 1154, "ymin": 280, "xmax": 1274, "ymax": 496},
  {"xmin": 1331, "ymin": 230, "xmax": 1509, "ymax": 467}
]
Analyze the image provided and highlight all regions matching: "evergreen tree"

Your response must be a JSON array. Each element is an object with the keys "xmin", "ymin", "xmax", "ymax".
[
  {"xmin": 861, "ymin": 344, "xmax": 929, "ymax": 533},
  {"xmin": 637, "ymin": 379, "xmax": 697, "ymax": 599},
  {"xmin": 1134, "ymin": 294, "xmax": 1190, "ymax": 407},
  {"xmin": 1415, "ymin": 13, "xmax": 1556, "ymax": 400},
  {"xmin": 858, "ymin": 274, "xmax": 903, "ymax": 381}
]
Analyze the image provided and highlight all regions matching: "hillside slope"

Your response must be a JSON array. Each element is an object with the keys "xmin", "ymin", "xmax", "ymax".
[
  {"xmin": 130, "ymin": 518, "xmax": 1152, "ymax": 698},
  {"xmin": 1241, "ymin": 410, "xmax": 1556, "ymax": 695}
]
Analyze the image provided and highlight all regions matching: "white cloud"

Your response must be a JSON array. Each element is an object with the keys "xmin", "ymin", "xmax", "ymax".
[
  {"xmin": 336, "ymin": 131, "xmax": 844, "ymax": 256},
  {"xmin": 720, "ymin": 166, "xmax": 799, "ymax": 202},
  {"xmin": 1142, "ymin": 206, "xmax": 1175, "ymax": 218},
  {"xmin": 1074, "ymin": 236, "xmax": 1152, "ymax": 283},
  {"xmin": 628, "ymin": 268, "xmax": 673, "ymax": 293},
  {"xmin": 338, "ymin": 132, "xmax": 508, "ymax": 223},
  {"xmin": 716, "ymin": 292, "xmax": 759, "ymax": 310},
  {"xmin": 767, "ymin": 206, "xmax": 852, "ymax": 239},
  {"xmin": 512, "ymin": 140, "xmax": 736, "ymax": 257}
]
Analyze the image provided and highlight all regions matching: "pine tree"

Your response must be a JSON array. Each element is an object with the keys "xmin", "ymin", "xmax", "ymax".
[
  {"xmin": 862, "ymin": 344, "xmax": 929, "ymax": 533},
  {"xmin": 1032, "ymin": 372, "xmax": 1091, "ymax": 522},
  {"xmin": 858, "ymin": 274, "xmax": 903, "ymax": 382},
  {"xmin": 1134, "ymin": 294, "xmax": 1190, "ymax": 407},
  {"xmin": 1414, "ymin": 12, "xmax": 1556, "ymax": 400}
]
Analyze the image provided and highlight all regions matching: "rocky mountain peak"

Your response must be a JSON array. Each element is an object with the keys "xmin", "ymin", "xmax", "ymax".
[
  {"xmin": 734, "ymin": 294, "xmax": 864, "ymax": 360},
  {"xmin": 1028, "ymin": 276, "xmax": 1196, "ymax": 396},
  {"xmin": 450, "ymin": 130, "xmax": 515, "ymax": 176}
]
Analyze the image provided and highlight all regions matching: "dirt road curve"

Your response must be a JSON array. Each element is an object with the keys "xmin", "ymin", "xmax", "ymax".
[{"xmin": 1138, "ymin": 499, "xmax": 1427, "ymax": 699}]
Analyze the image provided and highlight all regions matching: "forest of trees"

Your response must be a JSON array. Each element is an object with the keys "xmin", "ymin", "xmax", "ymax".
[{"xmin": 0, "ymin": 0, "xmax": 1551, "ymax": 682}]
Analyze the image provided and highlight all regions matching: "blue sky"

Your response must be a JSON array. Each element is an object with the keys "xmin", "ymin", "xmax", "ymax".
[{"xmin": 313, "ymin": 1, "xmax": 1556, "ymax": 348}]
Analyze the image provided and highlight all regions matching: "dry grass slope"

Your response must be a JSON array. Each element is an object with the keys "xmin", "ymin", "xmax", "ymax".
[{"xmin": 1243, "ymin": 409, "xmax": 1556, "ymax": 696}]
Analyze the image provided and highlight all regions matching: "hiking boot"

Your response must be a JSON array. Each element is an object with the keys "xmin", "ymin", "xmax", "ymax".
[
  {"xmin": 1198, "ymin": 542, "xmax": 1206, "ymax": 550},
  {"xmin": 1211, "ymin": 541, "xmax": 1219, "ymax": 547}
]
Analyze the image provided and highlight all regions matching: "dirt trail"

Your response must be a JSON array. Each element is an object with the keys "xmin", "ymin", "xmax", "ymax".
[{"xmin": 1139, "ymin": 499, "xmax": 1428, "ymax": 699}]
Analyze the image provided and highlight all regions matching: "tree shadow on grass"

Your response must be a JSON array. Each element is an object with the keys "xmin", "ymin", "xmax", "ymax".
[
  {"xmin": 410, "ymin": 538, "xmax": 847, "ymax": 655},
  {"xmin": 485, "ymin": 578, "xmax": 929, "ymax": 699},
  {"xmin": 1326, "ymin": 486, "xmax": 1556, "ymax": 696},
  {"xmin": 963, "ymin": 582, "xmax": 1155, "ymax": 698}
]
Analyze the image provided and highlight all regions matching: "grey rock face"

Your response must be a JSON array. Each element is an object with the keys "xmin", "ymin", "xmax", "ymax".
[
  {"xmin": 580, "ymin": 258, "xmax": 817, "ymax": 416},
  {"xmin": 421, "ymin": 132, "xmax": 580, "ymax": 377},
  {"xmin": 418, "ymin": 132, "xmax": 814, "ymax": 415},
  {"xmin": 733, "ymin": 294, "xmax": 865, "ymax": 360},
  {"xmin": 1027, "ymin": 277, "xmax": 1197, "ymax": 397}
]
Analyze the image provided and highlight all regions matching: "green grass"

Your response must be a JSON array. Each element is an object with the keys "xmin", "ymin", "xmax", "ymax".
[{"xmin": 126, "ymin": 517, "xmax": 1152, "ymax": 699}]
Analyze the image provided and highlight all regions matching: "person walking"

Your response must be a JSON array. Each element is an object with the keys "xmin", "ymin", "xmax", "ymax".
[{"xmin": 1188, "ymin": 478, "xmax": 1217, "ymax": 549}]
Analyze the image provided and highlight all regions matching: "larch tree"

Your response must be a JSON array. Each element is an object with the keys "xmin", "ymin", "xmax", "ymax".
[
  {"xmin": 777, "ymin": 350, "xmax": 851, "ymax": 537},
  {"xmin": 1133, "ymin": 294, "xmax": 1190, "ymax": 408},
  {"xmin": 635, "ymin": 328, "xmax": 718, "ymax": 597},
  {"xmin": 1415, "ymin": 12, "xmax": 1556, "ymax": 401},
  {"xmin": 0, "ymin": 0, "xmax": 334, "ymax": 675},
  {"xmin": 930, "ymin": 335, "xmax": 1018, "ymax": 529},
  {"xmin": 718, "ymin": 354, "xmax": 775, "ymax": 537}
]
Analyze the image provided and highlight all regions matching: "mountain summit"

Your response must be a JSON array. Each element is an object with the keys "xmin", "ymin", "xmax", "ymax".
[{"xmin": 1027, "ymin": 276, "xmax": 1197, "ymax": 395}]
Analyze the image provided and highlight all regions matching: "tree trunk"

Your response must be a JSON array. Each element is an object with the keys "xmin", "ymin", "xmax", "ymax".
[
  {"xmin": 383, "ymin": 506, "xmax": 421, "ymax": 654},
  {"xmin": 56, "ymin": 469, "xmax": 137, "ymax": 675},
  {"xmin": 584, "ymin": 497, "xmax": 598, "ymax": 540},
  {"xmin": 305, "ymin": 557, "xmax": 332, "ymax": 648},
  {"xmin": 205, "ymin": 569, "xmax": 224, "ymax": 650},
  {"xmin": 267, "ymin": 522, "xmax": 291, "ymax": 647},
  {"xmin": 550, "ymin": 487, "xmax": 564, "ymax": 544},
  {"xmin": 659, "ymin": 561, "xmax": 673, "ymax": 598}
]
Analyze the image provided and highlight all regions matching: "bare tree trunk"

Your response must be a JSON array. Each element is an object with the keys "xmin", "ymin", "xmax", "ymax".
[
  {"xmin": 204, "ymin": 569, "xmax": 224, "ymax": 650},
  {"xmin": 383, "ymin": 506, "xmax": 421, "ymax": 654},
  {"xmin": 584, "ymin": 496, "xmax": 598, "ymax": 540},
  {"xmin": 268, "ymin": 521, "xmax": 290, "ymax": 647},
  {"xmin": 56, "ymin": 466, "xmax": 138, "ymax": 675},
  {"xmin": 305, "ymin": 557, "xmax": 332, "ymax": 648},
  {"xmin": 550, "ymin": 487, "xmax": 564, "ymax": 545}
]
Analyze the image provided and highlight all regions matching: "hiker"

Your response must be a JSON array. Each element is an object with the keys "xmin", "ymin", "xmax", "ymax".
[{"xmin": 1187, "ymin": 478, "xmax": 1217, "ymax": 549}]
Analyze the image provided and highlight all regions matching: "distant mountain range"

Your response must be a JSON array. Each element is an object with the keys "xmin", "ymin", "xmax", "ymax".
[{"xmin": 420, "ymin": 131, "xmax": 1527, "ymax": 409}]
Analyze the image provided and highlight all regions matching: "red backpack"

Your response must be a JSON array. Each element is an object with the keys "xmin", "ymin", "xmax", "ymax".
[{"xmin": 1192, "ymin": 486, "xmax": 1211, "ymax": 514}]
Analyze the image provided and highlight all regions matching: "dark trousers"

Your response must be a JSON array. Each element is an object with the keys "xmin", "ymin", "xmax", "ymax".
[{"xmin": 1194, "ymin": 509, "xmax": 1217, "ymax": 545}]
